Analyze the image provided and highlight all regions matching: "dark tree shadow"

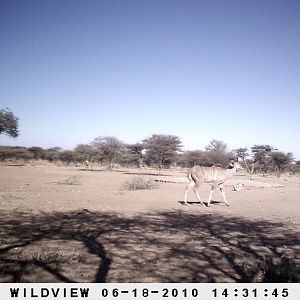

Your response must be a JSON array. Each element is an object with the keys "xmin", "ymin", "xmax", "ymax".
[
  {"xmin": 77, "ymin": 169, "xmax": 171, "ymax": 177},
  {"xmin": 122, "ymin": 172, "xmax": 170, "ymax": 176},
  {"xmin": 0, "ymin": 208, "xmax": 299, "ymax": 282},
  {"xmin": 178, "ymin": 200, "xmax": 225, "ymax": 206}
]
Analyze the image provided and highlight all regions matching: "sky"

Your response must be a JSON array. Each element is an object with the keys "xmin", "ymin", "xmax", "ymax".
[{"xmin": 1, "ymin": 0, "xmax": 300, "ymax": 158}]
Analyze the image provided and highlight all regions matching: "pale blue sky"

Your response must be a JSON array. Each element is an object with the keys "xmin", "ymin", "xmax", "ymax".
[{"xmin": 1, "ymin": 0, "xmax": 300, "ymax": 158}]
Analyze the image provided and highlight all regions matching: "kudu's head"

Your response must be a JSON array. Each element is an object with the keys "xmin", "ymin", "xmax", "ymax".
[{"xmin": 228, "ymin": 158, "xmax": 243, "ymax": 170}]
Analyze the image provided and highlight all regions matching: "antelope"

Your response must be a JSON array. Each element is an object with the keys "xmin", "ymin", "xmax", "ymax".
[{"xmin": 184, "ymin": 160, "xmax": 242, "ymax": 207}]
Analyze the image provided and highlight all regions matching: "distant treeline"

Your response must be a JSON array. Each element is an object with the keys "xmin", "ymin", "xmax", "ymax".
[{"xmin": 0, "ymin": 135, "xmax": 299, "ymax": 176}]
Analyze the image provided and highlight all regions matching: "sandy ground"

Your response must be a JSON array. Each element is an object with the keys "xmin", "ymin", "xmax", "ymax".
[{"xmin": 0, "ymin": 163, "xmax": 299, "ymax": 282}]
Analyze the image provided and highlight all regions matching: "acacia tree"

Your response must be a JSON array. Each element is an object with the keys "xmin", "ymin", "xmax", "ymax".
[
  {"xmin": 121, "ymin": 143, "xmax": 144, "ymax": 167},
  {"xmin": 59, "ymin": 150, "xmax": 76, "ymax": 165},
  {"xmin": 270, "ymin": 151, "xmax": 294, "ymax": 177},
  {"xmin": 205, "ymin": 139, "xmax": 228, "ymax": 152},
  {"xmin": 234, "ymin": 147, "xmax": 254, "ymax": 179},
  {"xmin": 234, "ymin": 145, "xmax": 274, "ymax": 177},
  {"xmin": 92, "ymin": 136, "xmax": 125, "ymax": 169},
  {"xmin": 251, "ymin": 145, "xmax": 274, "ymax": 174},
  {"xmin": 74, "ymin": 144, "xmax": 95, "ymax": 163},
  {"xmin": 205, "ymin": 139, "xmax": 233, "ymax": 167},
  {"xmin": 142, "ymin": 134, "xmax": 182, "ymax": 168},
  {"xmin": 181, "ymin": 150, "xmax": 208, "ymax": 167},
  {"xmin": 44, "ymin": 147, "xmax": 62, "ymax": 161},
  {"xmin": 0, "ymin": 146, "xmax": 33, "ymax": 161},
  {"xmin": 0, "ymin": 108, "xmax": 19, "ymax": 138},
  {"xmin": 292, "ymin": 161, "xmax": 300, "ymax": 174},
  {"xmin": 28, "ymin": 146, "xmax": 46, "ymax": 160}
]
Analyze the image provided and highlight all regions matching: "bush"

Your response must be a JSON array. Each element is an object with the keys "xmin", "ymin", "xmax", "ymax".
[
  {"xmin": 0, "ymin": 146, "xmax": 33, "ymax": 161},
  {"xmin": 122, "ymin": 176, "xmax": 159, "ymax": 191},
  {"xmin": 31, "ymin": 248, "xmax": 64, "ymax": 266}
]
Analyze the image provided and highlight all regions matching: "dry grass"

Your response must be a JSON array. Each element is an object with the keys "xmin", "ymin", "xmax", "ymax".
[
  {"xmin": 122, "ymin": 176, "xmax": 159, "ymax": 191},
  {"xmin": 56, "ymin": 176, "xmax": 81, "ymax": 185},
  {"xmin": 30, "ymin": 248, "xmax": 65, "ymax": 266}
]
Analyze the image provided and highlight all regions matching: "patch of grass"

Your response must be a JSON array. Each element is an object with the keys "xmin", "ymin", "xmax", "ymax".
[
  {"xmin": 0, "ymin": 247, "xmax": 65, "ymax": 281},
  {"xmin": 122, "ymin": 176, "xmax": 159, "ymax": 191},
  {"xmin": 31, "ymin": 248, "xmax": 65, "ymax": 266},
  {"xmin": 57, "ymin": 176, "xmax": 81, "ymax": 185}
]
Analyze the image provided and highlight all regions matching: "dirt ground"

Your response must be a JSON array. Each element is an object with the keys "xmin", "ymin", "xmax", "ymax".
[{"xmin": 0, "ymin": 163, "xmax": 299, "ymax": 282}]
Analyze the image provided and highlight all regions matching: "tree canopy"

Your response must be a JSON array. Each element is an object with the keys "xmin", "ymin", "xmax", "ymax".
[
  {"xmin": 143, "ymin": 134, "xmax": 182, "ymax": 168},
  {"xmin": 205, "ymin": 139, "xmax": 228, "ymax": 152},
  {"xmin": 270, "ymin": 151, "xmax": 294, "ymax": 176},
  {"xmin": 92, "ymin": 136, "xmax": 125, "ymax": 168},
  {"xmin": 0, "ymin": 108, "xmax": 19, "ymax": 138}
]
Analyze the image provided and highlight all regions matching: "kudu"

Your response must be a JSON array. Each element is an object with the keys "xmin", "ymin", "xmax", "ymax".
[{"xmin": 184, "ymin": 160, "xmax": 242, "ymax": 207}]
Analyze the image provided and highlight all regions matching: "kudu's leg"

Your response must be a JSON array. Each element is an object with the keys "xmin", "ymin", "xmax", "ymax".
[
  {"xmin": 193, "ymin": 183, "xmax": 203, "ymax": 205},
  {"xmin": 184, "ymin": 181, "xmax": 195, "ymax": 205},
  {"xmin": 207, "ymin": 184, "xmax": 215, "ymax": 207},
  {"xmin": 184, "ymin": 181, "xmax": 203, "ymax": 205},
  {"xmin": 219, "ymin": 183, "xmax": 230, "ymax": 206}
]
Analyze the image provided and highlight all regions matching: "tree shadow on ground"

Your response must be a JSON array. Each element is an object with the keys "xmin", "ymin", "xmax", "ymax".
[
  {"xmin": 178, "ymin": 200, "xmax": 224, "ymax": 206},
  {"xmin": 122, "ymin": 172, "xmax": 170, "ymax": 176},
  {"xmin": 0, "ymin": 209, "xmax": 299, "ymax": 282}
]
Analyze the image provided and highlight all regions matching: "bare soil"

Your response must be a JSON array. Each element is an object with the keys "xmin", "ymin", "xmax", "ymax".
[{"xmin": 0, "ymin": 163, "xmax": 299, "ymax": 282}]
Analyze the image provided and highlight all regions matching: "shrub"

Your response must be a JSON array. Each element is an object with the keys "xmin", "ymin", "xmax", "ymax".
[
  {"xmin": 31, "ymin": 248, "xmax": 64, "ymax": 266},
  {"xmin": 123, "ymin": 176, "xmax": 159, "ymax": 191}
]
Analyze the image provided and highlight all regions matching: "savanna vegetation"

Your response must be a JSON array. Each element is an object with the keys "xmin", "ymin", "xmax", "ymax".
[
  {"xmin": 1, "ymin": 109, "xmax": 299, "ymax": 283},
  {"xmin": 0, "ymin": 108, "xmax": 299, "ymax": 176},
  {"xmin": 0, "ymin": 108, "xmax": 19, "ymax": 138},
  {"xmin": 0, "ymin": 137, "xmax": 298, "ymax": 177}
]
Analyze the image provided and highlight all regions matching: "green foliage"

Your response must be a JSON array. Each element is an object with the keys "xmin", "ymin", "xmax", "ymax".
[
  {"xmin": 205, "ymin": 139, "xmax": 228, "ymax": 152},
  {"xmin": 0, "ymin": 108, "xmax": 19, "ymax": 138},
  {"xmin": 251, "ymin": 145, "xmax": 274, "ymax": 173},
  {"xmin": 180, "ymin": 150, "xmax": 208, "ymax": 167},
  {"xmin": 178, "ymin": 140, "xmax": 233, "ymax": 168},
  {"xmin": 290, "ymin": 161, "xmax": 300, "ymax": 174},
  {"xmin": 234, "ymin": 147, "xmax": 249, "ymax": 161},
  {"xmin": 181, "ymin": 148, "xmax": 233, "ymax": 168},
  {"xmin": 92, "ymin": 136, "xmax": 125, "ymax": 168},
  {"xmin": 234, "ymin": 146, "xmax": 295, "ymax": 176},
  {"xmin": 142, "ymin": 134, "xmax": 182, "ymax": 168},
  {"xmin": 233, "ymin": 147, "xmax": 253, "ymax": 176},
  {"xmin": 251, "ymin": 145, "xmax": 273, "ymax": 161},
  {"xmin": 0, "ymin": 133, "xmax": 297, "ymax": 174},
  {"xmin": 270, "ymin": 151, "xmax": 294, "ymax": 176},
  {"xmin": 119, "ymin": 143, "xmax": 144, "ymax": 167}
]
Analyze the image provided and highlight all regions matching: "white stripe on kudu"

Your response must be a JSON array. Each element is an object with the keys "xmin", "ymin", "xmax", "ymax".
[{"xmin": 184, "ymin": 160, "xmax": 242, "ymax": 207}]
